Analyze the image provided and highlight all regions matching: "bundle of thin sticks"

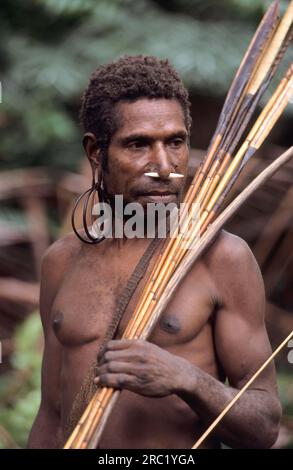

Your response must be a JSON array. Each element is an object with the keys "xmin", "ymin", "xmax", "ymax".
[{"xmin": 65, "ymin": 0, "xmax": 293, "ymax": 449}]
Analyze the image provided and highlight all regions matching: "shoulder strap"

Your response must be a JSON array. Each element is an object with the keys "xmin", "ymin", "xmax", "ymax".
[
  {"xmin": 97, "ymin": 236, "xmax": 163, "ymax": 361},
  {"xmin": 66, "ymin": 236, "xmax": 163, "ymax": 436}
]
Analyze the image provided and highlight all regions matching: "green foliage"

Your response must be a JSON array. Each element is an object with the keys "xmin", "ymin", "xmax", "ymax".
[
  {"xmin": 154, "ymin": 0, "xmax": 290, "ymax": 19},
  {"xmin": 0, "ymin": 312, "xmax": 42, "ymax": 448},
  {"xmin": 279, "ymin": 373, "xmax": 293, "ymax": 416},
  {"xmin": 0, "ymin": 207, "xmax": 29, "ymax": 231},
  {"xmin": 278, "ymin": 372, "xmax": 293, "ymax": 448},
  {"xmin": 1, "ymin": 0, "xmax": 292, "ymax": 172}
]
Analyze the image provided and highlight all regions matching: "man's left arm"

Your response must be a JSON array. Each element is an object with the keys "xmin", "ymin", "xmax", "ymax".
[
  {"xmin": 174, "ymin": 237, "xmax": 282, "ymax": 448},
  {"xmin": 96, "ymin": 237, "xmax": 282, "ymax": 448}
]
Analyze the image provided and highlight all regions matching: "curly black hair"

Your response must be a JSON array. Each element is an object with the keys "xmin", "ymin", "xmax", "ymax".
[{"xmin": 80, "ymin": 55, "xmax": 191, "ymax": 170}]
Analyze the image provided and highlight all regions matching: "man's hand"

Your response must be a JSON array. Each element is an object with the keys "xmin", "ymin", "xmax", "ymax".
[{"xmin": 94, "ymin": 339, "xmax": 189, "ymax": 397}]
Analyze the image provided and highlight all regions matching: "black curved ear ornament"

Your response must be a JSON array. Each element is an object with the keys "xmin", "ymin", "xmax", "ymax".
[{"xmin": 71, "ymin": 168, "xmax": 108, "ymax": 245}]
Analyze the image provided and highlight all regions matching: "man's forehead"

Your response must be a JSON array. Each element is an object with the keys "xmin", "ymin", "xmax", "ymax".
[{"xmin": 115, "ymin": 98, "xmax": 186, "ymax": 135}]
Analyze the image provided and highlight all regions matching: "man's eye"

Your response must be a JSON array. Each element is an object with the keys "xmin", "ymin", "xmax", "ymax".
[
  {"xmin": 169, "ymin": 139, "xmax": 183, "ymax": 148},
  {"xmin": 128, "ymin": 141, "xmax": 147, "ymax": 149}
]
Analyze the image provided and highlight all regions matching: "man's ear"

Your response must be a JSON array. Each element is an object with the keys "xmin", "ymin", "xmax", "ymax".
[{"xmin": 82, "ymin": 132, "xmax": 101, "ymax": 167}]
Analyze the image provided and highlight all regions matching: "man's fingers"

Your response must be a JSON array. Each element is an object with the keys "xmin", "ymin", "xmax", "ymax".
[
  {"xmin": 99, "ymin": 347, "xmax": 146, "ymax": 365},
  {"xmin": 96, "ymin": 361, "xmax": 144, "ymax": 376},
  {"xmin": 105, "ymin": 339, "xmax": 138, "ymax": 351},
  {"xmin": 95, "ymin": 373, "xmax": 134, "ymax": 390}
]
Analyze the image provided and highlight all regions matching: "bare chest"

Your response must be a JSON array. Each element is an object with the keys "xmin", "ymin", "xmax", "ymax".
[{"xmin": 51, "ymin": 247, "xmax": 217, "ymax": 351}]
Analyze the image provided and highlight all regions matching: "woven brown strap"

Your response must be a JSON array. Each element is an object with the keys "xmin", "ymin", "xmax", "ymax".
[
  {"xmin": 97, "ymin": 236, "xmax": 163, "ymax": 362},
  {"xmin": 66, "ymin": 236, "xmax": 164, "ymax": 435}
]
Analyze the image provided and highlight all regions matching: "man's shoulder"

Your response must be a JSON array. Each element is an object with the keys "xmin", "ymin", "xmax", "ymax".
[
  {"xmin": 209, "ymin": 230, "xmax": 252, "ymax": 263},
  {"xmin": 195, "ymin": 230, "xmax": 265, "ymax": 322},
  {"xmin": 41, "ymin": 231, "xmax": 85, "ymax": 281},
  {"xmin": 39, "ymin": 232, "xmax": 85, "ymax": 324},
  {"xmin": 203, "ymin": 229, "xmax": 259, "ymax": 280}
]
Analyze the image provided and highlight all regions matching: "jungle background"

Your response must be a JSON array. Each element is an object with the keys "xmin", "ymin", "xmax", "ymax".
[{"xmin": 0, "ymin": 0, "xmax": 292, "ymax": 449}]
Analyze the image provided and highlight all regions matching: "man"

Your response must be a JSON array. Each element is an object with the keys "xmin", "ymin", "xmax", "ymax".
[{"xmin": 28, "ymin": 55, "xmax": 281, "ymax": 449}]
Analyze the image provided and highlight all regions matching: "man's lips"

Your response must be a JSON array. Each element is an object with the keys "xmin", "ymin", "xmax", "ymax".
[
  {"xmin": 144, "ymin": 191, "xmax": 175, "ymax": 195},
  {"xmin": 138, "ymin": 191, "xmax": 177, "ymax": 203}
]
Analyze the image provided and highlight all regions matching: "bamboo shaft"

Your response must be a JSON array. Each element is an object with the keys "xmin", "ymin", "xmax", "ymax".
[
  {"xmin": 140, "ymin": 147, "xmax": 293, "ymax": 340},
  {"xmin": 121, "ymin": 63, "xmax": 292, "ymax": 342},
  {"xmin": 204, "ymin": 70, "xmax": 293, "ymax": 217},
  {"xmin": 250, "ymin": 0, "xmax": 293, "ymax": 94},
  {"xmin": 192, "ymin": 330, "xmax": 293, "ymax": 449},
  {"xmin": 130, "ymin": 66, "xmax": 293, "ymax": 339},
  {"xmin": 119, "ymin": 17, "xmax": 292, "ymax": 343}
]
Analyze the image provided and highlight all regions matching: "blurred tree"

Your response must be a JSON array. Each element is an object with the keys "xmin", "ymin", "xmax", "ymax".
[
  {"xmin": 0, "ymin": 0, "xmax": 291, "ymax": 171},
  {"xmin": 0, "ymin": 312, "xmax": 42, "ymax": 448}
]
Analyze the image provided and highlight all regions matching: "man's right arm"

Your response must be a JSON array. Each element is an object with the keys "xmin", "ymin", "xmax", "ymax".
[
  {"xmin": 27, "ymin": 237, "xmax": 73, "ymax": 448},
  {"xmin": 27, "ymin": 333, "xmax": 62, "ymax": 448}
]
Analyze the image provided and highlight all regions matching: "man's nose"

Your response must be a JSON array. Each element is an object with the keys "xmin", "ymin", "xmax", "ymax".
[{"xmin": 151, "ymin": 143, "xmax": 172, "ymax": 179}]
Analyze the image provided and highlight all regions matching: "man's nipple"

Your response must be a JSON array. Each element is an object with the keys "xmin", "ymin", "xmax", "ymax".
[
  {"xmin": 52, "ymin": 311, "xmax": 64, "ymax": 333},
  {"xmin": 159, "ymin": 313, "xmax": 181, "ymax": 334}
]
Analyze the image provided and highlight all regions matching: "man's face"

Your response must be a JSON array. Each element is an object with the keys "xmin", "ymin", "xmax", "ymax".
[{"xmin": 102, "ymin": 98, "xmax": 189, "ymax": 207}]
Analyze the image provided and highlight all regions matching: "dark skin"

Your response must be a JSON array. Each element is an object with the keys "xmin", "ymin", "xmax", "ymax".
[{"xmin": 28, "ymin": 98, "xmax": 281, "ymax": 449}]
